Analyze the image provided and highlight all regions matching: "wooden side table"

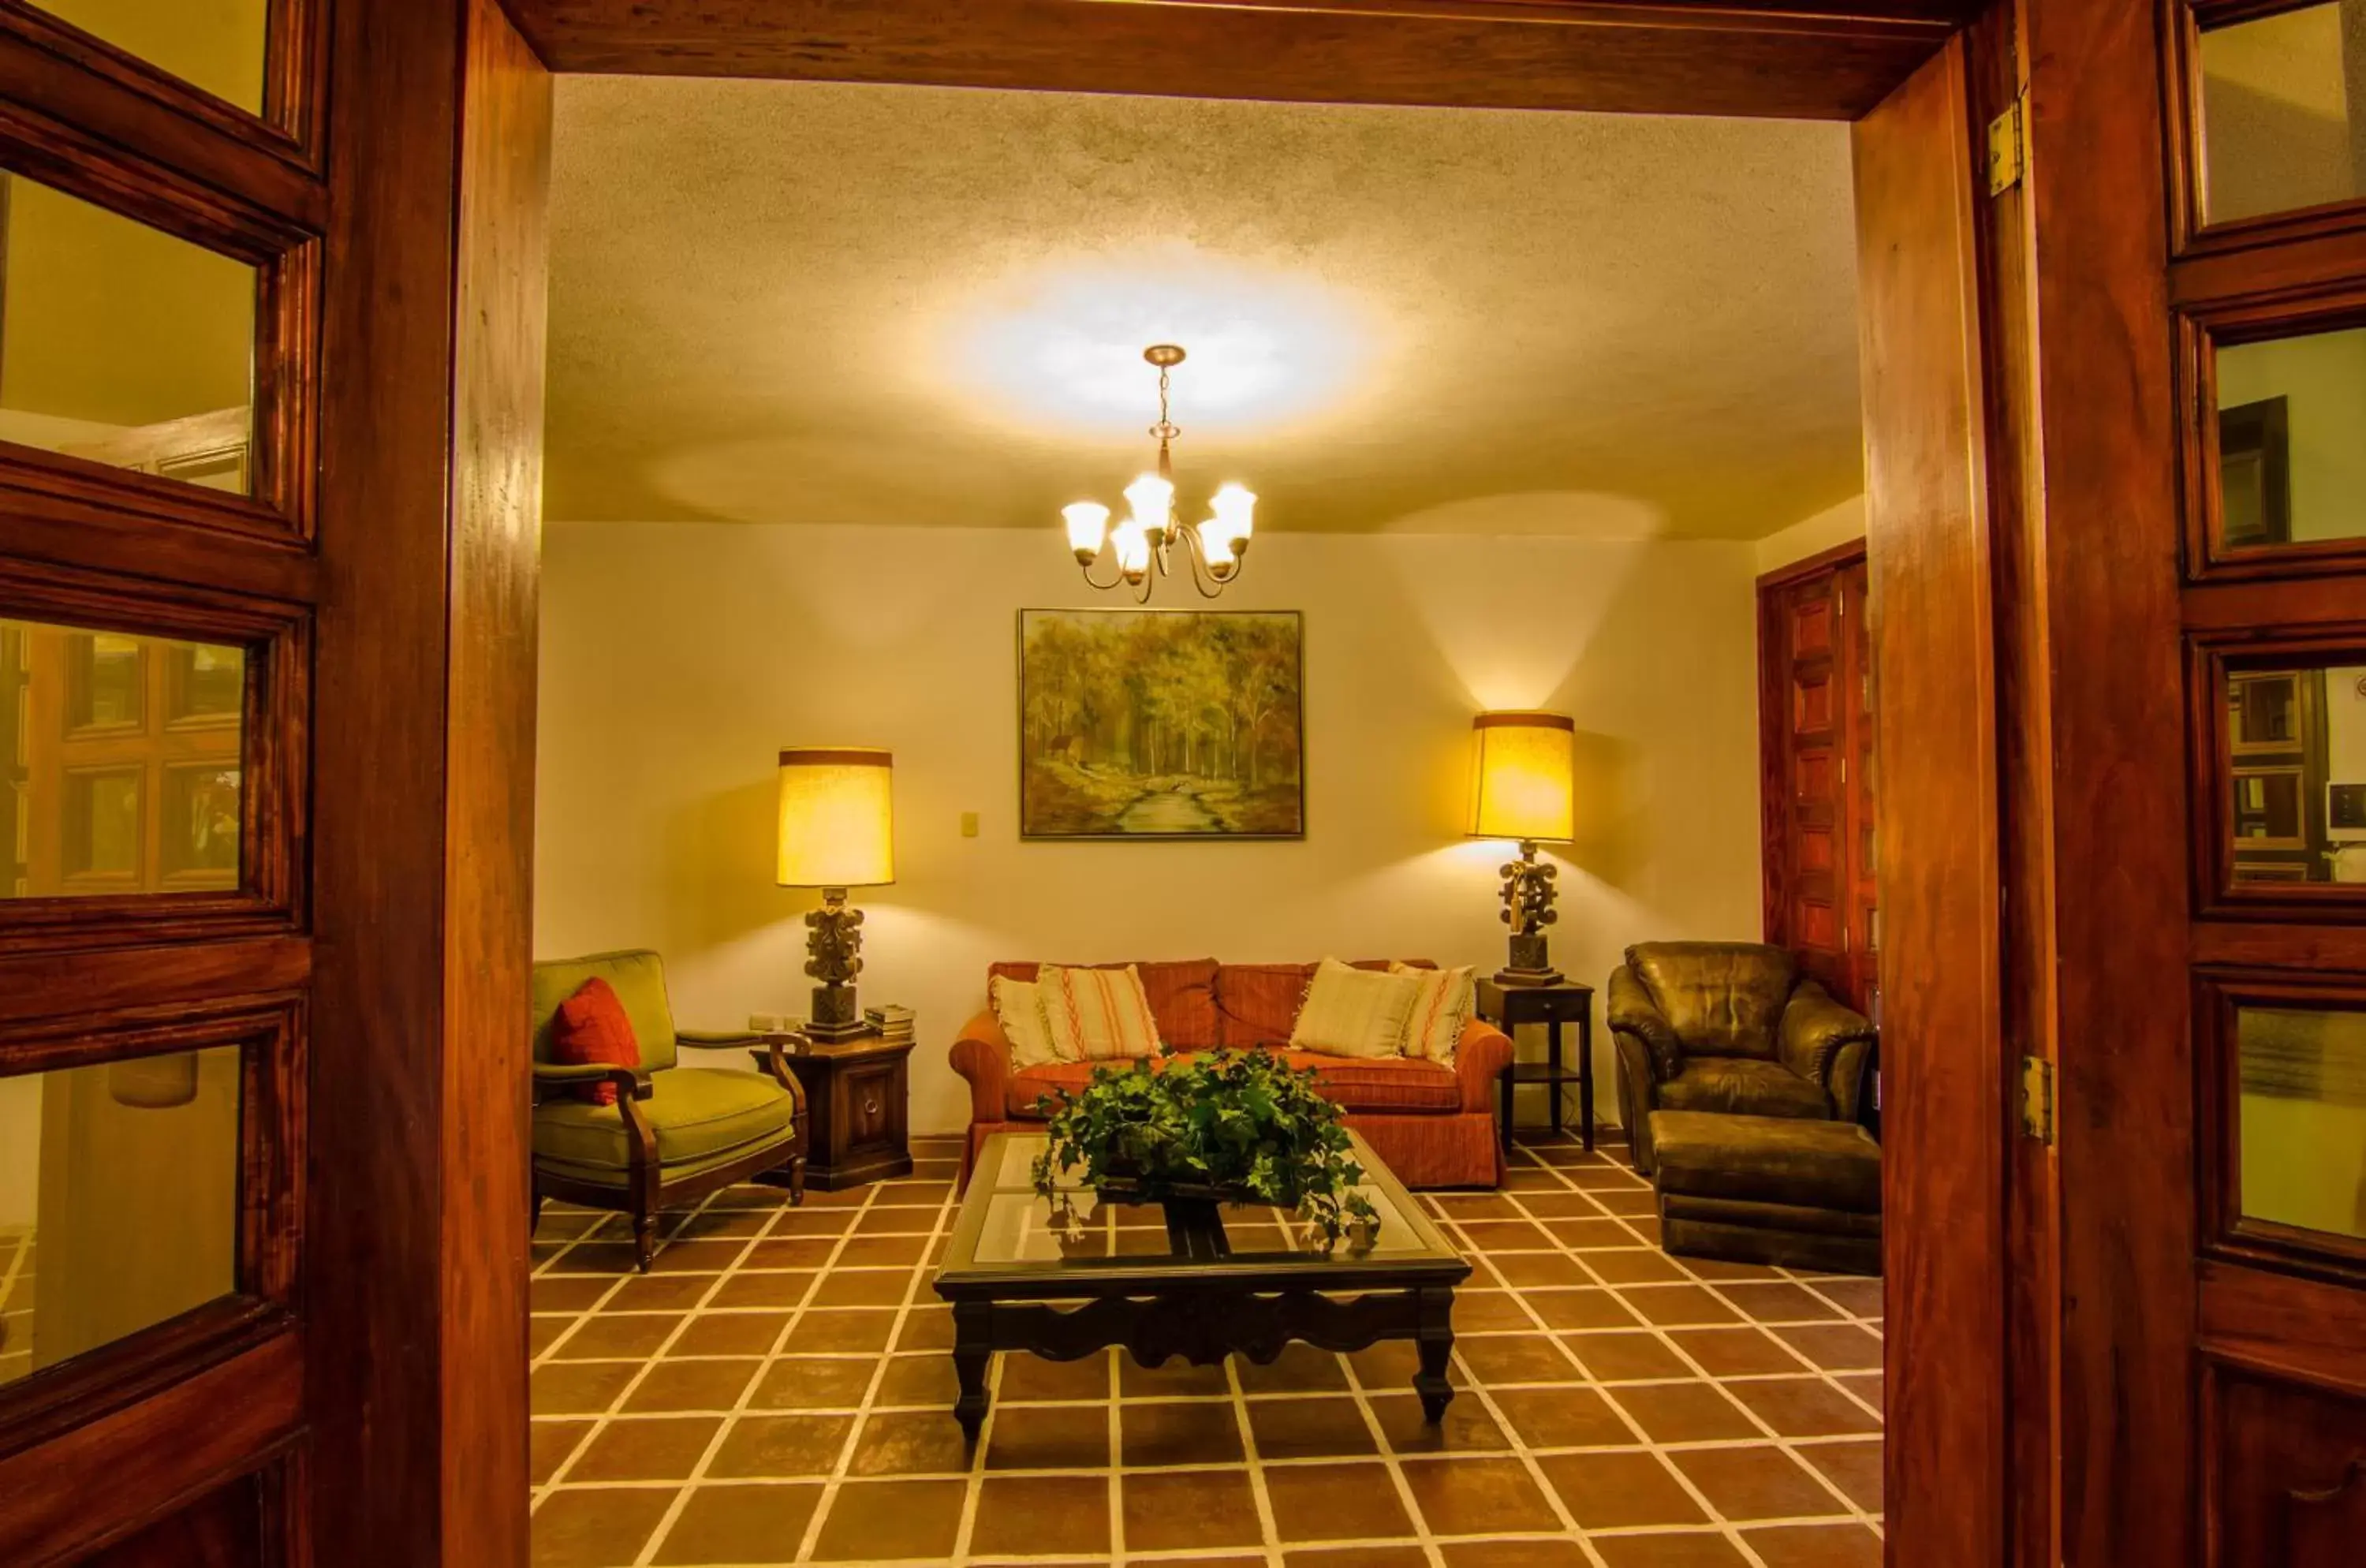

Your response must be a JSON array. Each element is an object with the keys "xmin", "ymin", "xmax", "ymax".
[
  {"xmin": 749, "ymin": 1029, "xmax": 915, "ymax": 1189},
  {"xmin": 1475, "ymin": 979, "xmax": 1598, "ymax": 1152}
]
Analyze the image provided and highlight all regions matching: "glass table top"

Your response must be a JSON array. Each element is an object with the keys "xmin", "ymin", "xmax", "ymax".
[{"xmin": 939, "ymin": 1131, "xmax": 1463, "ymax": 1284}]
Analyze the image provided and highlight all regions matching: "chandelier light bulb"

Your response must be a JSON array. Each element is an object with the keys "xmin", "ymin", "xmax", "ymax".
[
  {"xmin": 1062, "ymin": 501, "xmax": 1110, "ymax": 562},
  {"xmin": 1056, "ymin": 343, "xmax": 1257, "ymax": 600}
]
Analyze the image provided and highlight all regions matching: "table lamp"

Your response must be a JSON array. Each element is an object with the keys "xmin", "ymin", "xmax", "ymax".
[
  {"xmin": 1468, "ymin": 711, "xmax": 1575, "ymax": 985},
  {"xmin": 777, "ymin": 747, "xmax": 895, "ymax": 1040}
]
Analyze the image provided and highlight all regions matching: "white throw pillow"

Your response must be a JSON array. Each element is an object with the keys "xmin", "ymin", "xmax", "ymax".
[
  {"xmin": 1038, "ymin": 963, "xmax": 1163, "ymax": 1062},
  {"xmin": 1391, "ymin": 961, "xmax": 1475, "ymax": 1067},
  {"xmin": 991, "ymin": 975, "xmax": 1062, "ymax": 1068},
  {"xmin": 1289, "ymin": 957, "xmax": 1423, "ymax": 1059}
]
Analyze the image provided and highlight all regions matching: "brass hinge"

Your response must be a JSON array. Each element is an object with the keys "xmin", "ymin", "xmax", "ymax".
[
  {"xmin": 1987, "ymin": 94, "xmax": 2028, "ymax": 196},
  {"xmin": 2019, "ymin": 1054, "xmax": 2054, "ymax": 1144}
]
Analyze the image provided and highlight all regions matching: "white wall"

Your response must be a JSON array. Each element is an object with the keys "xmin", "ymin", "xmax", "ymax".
[{"xmin": 535, "ymin": 523, "xmax": 1767, "ymax": 1134}]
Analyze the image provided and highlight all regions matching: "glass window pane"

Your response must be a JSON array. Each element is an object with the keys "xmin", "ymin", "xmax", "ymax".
[
  {"xmin": 2199, "ymin": 2, "xmax": 2366, "ymax": 226},
  {"xmin": 0, "ymin": 618, "xmax": 246, "ymax": 898},
  {"xmin": 2216, "ymin": 327, "xmax": 2366, "ymax": 548},
  {"xmin": 0, "ymin": 1046, "xmax": 242, "ymax": 1391},
  {"xmin": 25, "ymin": 1, "xmax": 269, "ymax": 115},
  {"xmin": 2238, "ymin": 1006, "xmax": 2366, "ymax": 1245},
  {"xmin": 0, "ymin": 173, "xmax": 256, "ymax": 495}
]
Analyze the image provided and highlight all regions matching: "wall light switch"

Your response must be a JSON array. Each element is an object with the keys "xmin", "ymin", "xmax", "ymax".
[{"xmin": 961, "ymin": 811, "xmax": 980, "ymax": 838}]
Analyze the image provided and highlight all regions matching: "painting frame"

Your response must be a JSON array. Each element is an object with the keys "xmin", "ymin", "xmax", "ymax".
[{"xmin": 1017, "ymin": 607, "xmax": 1306, "ymax": 842}]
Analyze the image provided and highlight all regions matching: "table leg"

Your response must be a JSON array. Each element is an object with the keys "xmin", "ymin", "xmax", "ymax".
[
  {"xmin": 952, "ymin": 1301, "xmax": 992, "ymax": 1441},
  {"xmin": 1413, "ymin": 1286, "xmax": 1455, "ymax": 1422},
  {"xmin": 1546, "ymin": 1018, "xmax": 1564, "ymax": 1137},
  {"xmin": 1578, "ymin": 1009, "xmax": 1596, "ymax": 1151},
  {"xmin": 1498, "ymin": 1052, "xmax": 1515, "ymax": 1154}
]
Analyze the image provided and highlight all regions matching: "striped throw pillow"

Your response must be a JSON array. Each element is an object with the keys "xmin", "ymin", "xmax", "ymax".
[
  {"xmin": 1392, "ymin": 961, "xmax": 1475, "ymax": 1067},
  {"xmin": 1289, "ymin": 957, "xmax": 1423, "ymax": 1059},
  {"xmin": 990, "ymin": 975, "xmax": 1061, "ymax": 1068},
  {"xmin": 1039, "ymin": 964, "xmax": 1164, "ymax": 1062}
]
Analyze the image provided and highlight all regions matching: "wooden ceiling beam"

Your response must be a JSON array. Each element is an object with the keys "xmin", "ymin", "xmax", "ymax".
[{"xmin": 504, "ymin": 0, "xmax": 1968, "ymax": 120}]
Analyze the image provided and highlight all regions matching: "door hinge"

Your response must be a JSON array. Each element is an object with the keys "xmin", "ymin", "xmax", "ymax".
[
  {"xmin": 2019, "ymin": 1054, "xmax": 2054, "ymax": 1144},
  {"xmin": 1987, "ymin": 94, "xmax": 2028, "ymax": 196}
]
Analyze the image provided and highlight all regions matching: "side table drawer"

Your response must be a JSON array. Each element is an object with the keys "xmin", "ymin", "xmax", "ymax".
[{"xmin": 842, "ymin": 1062, "xmax": 902, "ymax": 1152}]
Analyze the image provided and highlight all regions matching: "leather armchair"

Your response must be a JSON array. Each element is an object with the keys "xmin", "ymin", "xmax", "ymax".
[
  {"xmin": 530, "ymin": 949, "xmax": 808, "ymax": 1269},
  {"xmin": 1609, "ymin": 941, "xmax": 1875, "ymax": 1174}
]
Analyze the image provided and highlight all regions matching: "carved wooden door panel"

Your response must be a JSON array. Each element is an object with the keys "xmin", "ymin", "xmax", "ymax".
[
  {"xmin": 1760, "ymin": 543, "xmax": 1875, "ymax": 1014},
  {"xmin": 2019, "ymin": 0, "xmax": 2366, "ymax": 1562}
]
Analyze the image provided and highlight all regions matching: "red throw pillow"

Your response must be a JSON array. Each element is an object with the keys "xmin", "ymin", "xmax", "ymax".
[{"xmin": 553, "ymin": 976, "xmax": 641, "ymax": 1106}]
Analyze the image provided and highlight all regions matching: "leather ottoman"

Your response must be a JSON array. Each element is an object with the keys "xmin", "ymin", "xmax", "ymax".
[{"xmin": 1647, "ymin": 1109, "xmax": 1883, "ymax": 1276}]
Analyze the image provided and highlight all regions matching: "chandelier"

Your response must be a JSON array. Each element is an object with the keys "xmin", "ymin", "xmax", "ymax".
[{"xmin": 1062, "ymin": 344, "xmax": 1256, "ymax": 600}]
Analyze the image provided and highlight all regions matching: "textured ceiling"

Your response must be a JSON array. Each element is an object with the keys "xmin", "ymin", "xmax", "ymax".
[{"xmin": 547, "ymin": 78, "xmax": 1862, "ymax": 539}]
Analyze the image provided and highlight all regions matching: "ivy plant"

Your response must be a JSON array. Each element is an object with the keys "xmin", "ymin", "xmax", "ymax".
[{"xmin": 1031, "ymin": 1045, "xmax": 1380, "ymax": 1248}]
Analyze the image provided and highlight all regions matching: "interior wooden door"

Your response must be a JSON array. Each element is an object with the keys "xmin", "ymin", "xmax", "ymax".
[
  {"xmin": 0, "ymin": 0, "xmax": 547, "ymax": 1561},
  {"xmin": 2007, "ymin": 0, "xmax": 2366, "ymax": 1561},
  {"xmin": 1760, "ymin": 541, "xmax": 1878, "ymax": 1015}
]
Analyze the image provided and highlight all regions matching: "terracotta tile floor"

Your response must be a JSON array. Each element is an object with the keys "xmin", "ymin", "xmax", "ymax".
[{"xmin": 529, "ymin": 1131, "xmax": 1883, "ymax": 1567}]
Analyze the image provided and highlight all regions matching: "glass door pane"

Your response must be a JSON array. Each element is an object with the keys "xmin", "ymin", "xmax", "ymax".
[
  {"xmin": 2197, "ymin": 1, "xmax": 2366, "ymax": 226},
  {"xmin": 2215, "ymin": 326, "xmax": 2366, "ymax": 551},
  {"xmin": 2237, "ymin": 1005, "xmax": 2366, "ymax": 1247}
]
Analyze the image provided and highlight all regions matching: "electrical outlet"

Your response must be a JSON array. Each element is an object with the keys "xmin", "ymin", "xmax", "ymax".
[
  {"xmin": 748, "ymin": 1012, "xmax": 785, "ymax": 1033},
  {"xmin": 961, "ymin": 811, "xmax": 980, "ymax": 838}
]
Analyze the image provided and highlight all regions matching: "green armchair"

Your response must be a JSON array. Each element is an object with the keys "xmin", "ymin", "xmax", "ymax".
[
  {"xmin": 1608, "ymin": 941, "xmax": 1876, "ymax": 1175},
  {"xmin": 531, "ymin": 950, "xmax": 808, "ymax": 1270}
]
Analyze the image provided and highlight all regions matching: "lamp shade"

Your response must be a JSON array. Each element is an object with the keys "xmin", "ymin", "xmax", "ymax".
[
  {"xmin": 1467, "ymin": 711, "xmax": 1575, "ymax": 842},
  {"xmin": 776, "ymin": 748, "xmax": 894, "ymax": 887}
]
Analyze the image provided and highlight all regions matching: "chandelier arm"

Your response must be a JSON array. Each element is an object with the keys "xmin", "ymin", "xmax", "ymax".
[
  {"xmin": 1077, "ymin": 551, "xmax": 1129, "ymax": 592},
  {"xmin": 1133, "ymin": 565, "xmax": 1157, "ymax": 605}
]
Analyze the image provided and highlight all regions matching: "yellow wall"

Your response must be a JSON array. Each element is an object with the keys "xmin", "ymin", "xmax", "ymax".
[
  {"xmin": 535, "ymin": 524, "xmax": 1770, "ymax": 1133},
  {"xmin": 34, "ymin": 0, "xmax": 267, "ymax": 112},
  {"xmin": 2, "ymin": 175, "xmax": 253, "ymax": 430}
]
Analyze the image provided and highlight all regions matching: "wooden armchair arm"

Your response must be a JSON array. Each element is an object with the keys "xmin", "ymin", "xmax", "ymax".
[
  {"xmin": 531, "ymin": 1062, "xmax": 656, "ymax": 1175},
  {"xmin": 752, "ymin": 1035, "xmax": 809, "ymax": 1114}
]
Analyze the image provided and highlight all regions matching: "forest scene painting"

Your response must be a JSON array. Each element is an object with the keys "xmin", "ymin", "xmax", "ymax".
[{"xmin": 1019, "ymin": 609, "xmax": 1304, "ymax": 838}]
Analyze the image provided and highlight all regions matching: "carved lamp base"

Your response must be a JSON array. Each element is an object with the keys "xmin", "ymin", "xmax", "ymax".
[
  {"xmin": 1495, "ymin": 931, "xmax": 1564, "ymax": 987},
  {"xmin": 1494, "ymin": 840, "xmax": 1565, "ymax": 986},
  {"xmin": 803, "ymin": 887, "xmax": 873, "ymax": 1041}
]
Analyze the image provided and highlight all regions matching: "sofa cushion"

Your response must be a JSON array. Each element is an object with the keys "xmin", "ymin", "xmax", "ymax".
[
  {"xmin": 1627, "ymin": 942, "xmax": 1799, "ymax": 1059},
  {"xmin": 1215, "ymin": 963, "xmax": 1313, "ymax": 1048},
  {"xmin": 1659, "ymin": 1058, "xmax": 1833, "ymax": 1121},
  {"xmin": 991, "ymin": 975, "xmax": 1061, "ymax": 1067},
  {"xmin": 1039, "ymin": 963, "xmax": 1163, "ymax": 1061},
  {"xmin": 534, "ymin": 1067, "xmax": 796, "ymax": 1170},
  {"xmin": 1648, "ymin": 1109, "xmax": 1881, "ymax": 1214},
  {"xmin": 1280, "ymin": 1052, "xmax": 1460, "ymax": 1114},
  {"xmin": 1290, "ymin": 958, "xmax": 1423, "ymax": 1058},
  {"xmin": 988, "ymin": 958, "xmax": 1219, "ymax": 1049},
  {"xmin": 1394, "ymin": 961, "xmax": 1474, "ymax": 1067},
  {"xmin": 1002, "ymin": 1050, "xmax": 1461, "ymax": 1119}
]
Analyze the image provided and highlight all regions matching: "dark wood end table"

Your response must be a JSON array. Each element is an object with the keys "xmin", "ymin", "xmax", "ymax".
[
  {"xmin": 1476, "ymin": 977, "xmax": 1598, "ymax": 1152},
  {"xmin": 933, "ymin": 1131, "xmax": 1470, "ymax": 1440},
  {"xmin": 748, "ymin": 1029, "xmax": 914, "ymax": 1189}
]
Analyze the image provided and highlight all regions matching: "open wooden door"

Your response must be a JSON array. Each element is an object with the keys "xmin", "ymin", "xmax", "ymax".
[
  {"xmin": 0, "ymin": 0, "xmax": 547, "ymax": 1561},
  {"xmin": 1996, "ymin": 0, "xmax": 2366, "ymax": 1562}
]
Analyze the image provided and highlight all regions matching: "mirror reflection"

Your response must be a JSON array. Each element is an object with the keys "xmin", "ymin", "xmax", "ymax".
[
  {"xmin": 2216, "ymin": 326, "xmax": 2366, "ymax": 549},
  {"xmin": 2238, "ymin": 1005, "xmax": 2366, "ymax": 1245},
  {"xmin": 2227, "ymin": 665, "xmax": 2366, "ymax": 885}
]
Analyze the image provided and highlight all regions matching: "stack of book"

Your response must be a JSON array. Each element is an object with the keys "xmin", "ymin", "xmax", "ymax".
[{"xmin": 864, "ymin": 1004, "xmax": 915, "ymax": 1047}]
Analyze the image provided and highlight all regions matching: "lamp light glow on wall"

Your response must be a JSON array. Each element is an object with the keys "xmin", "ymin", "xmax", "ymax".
[
  {"xmin": 1468, "ymin": 711, "xmax": 1575, "ymax": 985},
  {"xmin": 777, "ymin": 748, "xmax": 894, "ymax": 1040}
]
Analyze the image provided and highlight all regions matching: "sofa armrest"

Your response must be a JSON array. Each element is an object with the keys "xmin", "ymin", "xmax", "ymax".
[
  {"xmin": 1454, "ymin": 1020, "xmax": 1514, "ymax": 1114},
  {"xmin": 1607, "ymin": 965, "xmax": 1683, "ymax": 1079},
  {"xmin": 950, "ymin": 1011, "xmax": 1012, "ymax": 1125},
  {"xmin": 1778, "ymin": 983, "xmax": 1877, "ymax": 1098},
  {"xmin": 1609, "ymin": 1030, "xmax": 1666, "ymax": 1173}
]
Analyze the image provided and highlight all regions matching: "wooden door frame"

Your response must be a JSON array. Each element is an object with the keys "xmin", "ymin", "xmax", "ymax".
[{"xmin": 481, "ymin": 6, "xmax": 2023, "ymax": 1567}]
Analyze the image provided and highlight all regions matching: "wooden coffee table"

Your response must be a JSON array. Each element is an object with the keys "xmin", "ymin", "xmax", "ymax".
[{"xmin": 933, "ymin": 1130, "xmax": 1471, "ymax": 1439}]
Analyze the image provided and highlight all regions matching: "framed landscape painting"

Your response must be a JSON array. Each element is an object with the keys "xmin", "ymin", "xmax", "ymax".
[{"xmin": 1018, "ymin": 608, "xmax": 1304, "ymax": 839}]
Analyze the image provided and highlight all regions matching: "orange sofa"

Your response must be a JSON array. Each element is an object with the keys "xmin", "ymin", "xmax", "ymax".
[{"xmin": 950, "ymin": 958, "xmax": 1515, "ymax": 1190}]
